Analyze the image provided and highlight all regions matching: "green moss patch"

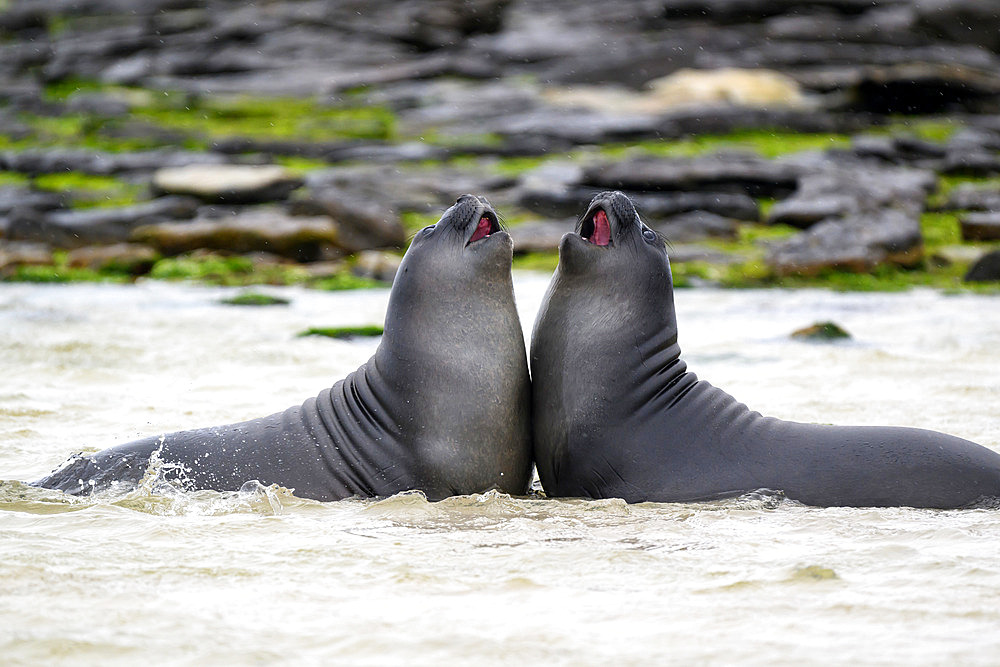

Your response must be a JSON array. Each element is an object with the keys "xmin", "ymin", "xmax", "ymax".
[
  {"xmin": 297, "ymin": 325, "xmax": 384, "ymax": 339},
  {"xmin": 311, "ymin": 273, "xmax": 385, "ymax": 291},
  {"xmin": 513, "ymin": 251, "xmax": 560, "ymax": 273},
  {"xmin": 132, "ymin": 93, "xmax": 396, "ymax": 142},
  {"xmin": 598, "ymin": 130, "xmax": 853, "ymax": 161},
  {"xmin": 219, "ymin": 292, "xmax": 291, "ymax": 306},
  {"xmin": 2, "ymin": 250, "xmax": 133, "ymax": 284},
  {"xmin": 32, "ymin": 172, "xmax": 144, "ymax": 208},
  {"xmin": 146, "ymin": 252, "xmax": 385, "ymax": 289},
  {"xmin": 0, "ymin": 171, "xmax": 30, "ymax": 187}
]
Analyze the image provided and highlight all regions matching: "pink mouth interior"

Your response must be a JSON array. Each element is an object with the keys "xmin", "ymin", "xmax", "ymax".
[
  {"xmin": 589, "ymin": 210, "xmax": 611, "ymax": 246},
  {"xmin": 468, "ymin": 216, "xmax": 493, "ymax": 243}
]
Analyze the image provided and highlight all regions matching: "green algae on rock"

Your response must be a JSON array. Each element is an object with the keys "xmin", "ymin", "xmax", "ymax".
[
  {"xmin": 297, "ymin": 325, "xmax": 384, "ymax": 339},
  {"xmin": 791, "ymin": 322, "xmax": 852, "ymax": 341}
]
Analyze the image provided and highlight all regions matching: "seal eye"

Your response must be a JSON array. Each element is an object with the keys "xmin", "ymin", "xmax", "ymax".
[{"xmin": 642, "ymin": 229, "xmax": 658, "ymax": 243}]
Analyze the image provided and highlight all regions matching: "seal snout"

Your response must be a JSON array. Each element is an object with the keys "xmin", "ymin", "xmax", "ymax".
[
  {"xmin": 577, "ymin": 191, "xmax": 641, "ymax": 247},
  {"xmin": 453, "ymin": 194, "xmax": 502, "ymax": 246},
  {"xmin": 467, "ymin": 210, "xmax": 501, "ymax": 244}
]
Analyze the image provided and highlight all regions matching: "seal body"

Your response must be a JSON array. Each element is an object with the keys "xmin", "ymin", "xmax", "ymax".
[
  {"xmin": 35, "ymin": 195, "xmax": 533, "ymax": 500},
  {"xmin": 530, "ymin": 191, "xmax": 1000, "ymax": 508}
]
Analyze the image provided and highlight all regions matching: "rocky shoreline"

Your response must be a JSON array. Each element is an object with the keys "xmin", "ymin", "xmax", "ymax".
[{"xmin": 2, "ymin": 0, "xmax": 1000, "ymax": 288}]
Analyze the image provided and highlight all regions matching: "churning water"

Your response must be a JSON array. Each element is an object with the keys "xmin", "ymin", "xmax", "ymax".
[{"xmin": 1, "ymin": 276, "xmax": 999, "ymax": 665}]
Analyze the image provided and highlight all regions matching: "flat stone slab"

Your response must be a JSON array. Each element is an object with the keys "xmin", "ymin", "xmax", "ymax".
[
  {"xmin": 768, "ymin": 165, "xmax": 935, "ymax": 227},
  {"xmin": 152, "ymin": 164, "xmax": 303, "ymax": 204},
  {"xmin": 0, "ymin": 148, "xmax": 231, "ymax": 175},
  {"xmin": 652, "ymin": 211, "xmax": 740, "ymax": 242},
  {"xmin": 132, "ymin": 208, "xmax": 341, "ymax": 262},
  {"xmin": 581, "ymin": 154, "xmax": 806, "ymax": 198},
  {"xmin": 960, "ymin": 212, "xmax": 1000, "ymax": 241},
  {"xmin": 65, "ymin": 243, "xmax": 159, "ymax": 273},
  {"xmin": 288, "ymin": 187, "xmax": 406, "ymax": 252},
  {"xmin": 0, "ymin": 240, "xmax": 52, "ymax": 277},
  {"xmin": 0, "ymin": 186, "xmax": 66, "ymax": 216},
  {"xmin": 5, "ymin": 196, "xmax": 199, "ymax": 248},
  {"xmin": 939, "ymin": 186, "xmax": 1000, "ymax": 213},
  {"xmin": 509, "ymin": 221, "xmax": 571, "ymax": 254},
  {"xmin": 767, "ymin": 210, "xmax": 924, "ymax": 277}
]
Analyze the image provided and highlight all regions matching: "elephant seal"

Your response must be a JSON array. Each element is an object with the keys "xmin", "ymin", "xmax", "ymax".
[
  {"xmin": 34, "ymin": 195, "xmax": 533, "ymax": 501},
  {"xmin": 530, "ymin": 191, "xmax": 1000, "ymax": 508}
]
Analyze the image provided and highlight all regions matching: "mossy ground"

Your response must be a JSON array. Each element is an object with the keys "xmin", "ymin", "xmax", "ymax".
[
  {"xmin": 219, "ymin": 292, "xmax": 291, "ymax": 306},
  {"xmin": 2, "ymin": 81, "xmax": 998, "ymax": 292}
]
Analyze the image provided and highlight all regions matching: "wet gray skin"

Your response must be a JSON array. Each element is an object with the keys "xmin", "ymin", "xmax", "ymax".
[
  {"xmin": 530, "ymin": 191, "xmax": 1000, "ymax": 508},
  {"xmin": 35, "ymin": 195, "xmax": 533, "ymax": 500}
]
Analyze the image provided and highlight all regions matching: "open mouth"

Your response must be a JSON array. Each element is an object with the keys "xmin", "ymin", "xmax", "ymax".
[
  {"xmin": 580, "ymin": 209, "xmax": 612, "ymax": 246},
  {"xmin": 467, "ymin": 212, "xmax": 501, "ymax": 245}
]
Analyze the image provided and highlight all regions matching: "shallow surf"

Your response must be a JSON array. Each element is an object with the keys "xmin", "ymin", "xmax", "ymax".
[{"xmin": 2, "ymin": 278, "xmax": 999, "ymax": 665}]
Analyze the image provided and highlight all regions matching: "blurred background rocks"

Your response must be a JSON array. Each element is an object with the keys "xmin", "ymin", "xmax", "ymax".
[{"xmin": 0, "ymin": 0, "xmax": 999, "ymax": 287}]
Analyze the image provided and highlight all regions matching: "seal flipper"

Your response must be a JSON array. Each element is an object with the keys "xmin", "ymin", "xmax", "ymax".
[{"xmin": 32, "ymin": 439, "xmax": 163, "ymax": 495}]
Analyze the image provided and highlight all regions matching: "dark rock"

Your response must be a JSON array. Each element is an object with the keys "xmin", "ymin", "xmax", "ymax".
[
  {"xmin": 0, "ymin": 3, "xmax": 49, "ymax": 34},
  {"xmin": 662, "ymin": 0, "xmax": 881, "ymax": 22},
  {"xmin": 131, "ymin": 208, "xmax": 343, "ymax": 262},
  {"xmin": 0, "ymin": 148, "xmax": 231, "ymax": 176},
  {"xmin": 768, "ymin": 195, "xmax": 858, "ymax": 228},
  {"xmin": 209, "ymin": 137, "xmax": 351, "ymax": 159},
  {"xmin": 64, "ymin": 92, "xmax": 131, "ymax": 117},
  {"xmin": 321, "ymin": 142, "xmax": 453, "ymax": 164},
  {"xmin": 0, "ymin": 186, "xmax": 67, "ymax": 216},
  {"xmin": 652, "ymin": 211, "xmax": 740, "ymax": 242},
  {"xmin": 537, "ymin": 38, "xmax": 706, "ymax": 89},
  {"xmin": 379, "ymin": 79, "xmax": 540, "ymax": 132},
  {"xmin": 765, "ymin": 7, "xmax": 920, "ymax": 47},
  {"xmin": 0, "ymin": 241, "xmax": 52, "ymax": 277},
  {"xmin": 288, "ymin": 188, "xmax": 407, "ymax": 252},
  {"xmin": 767, "ymin": 210, "xmax": 924, "ymax": 277},
  {"xmin": 151, "ymin": 164, "xmax": 303, "ymax": 204},
  {"xmin": 99, "ymin": 54, "xmax": 153, "ymax": 86},
  {"xmin": 850, "ymin": 135, "xmax": 947, "ymax": 165},
  {"xmin": 959, "ymin": 212, "xmax": 1000, "ymax": 241},
  {"xmin": 582, "ymin": 153, "xmax": 806, "ymax": 198},
  {"xmin": 964, "ymin": 250, "xmax": 1000, "ymax": 282},
  {"xmin": 937, "ymin": 185, "xmax": 1000, "ymax": 212},
  {"xmin": 509, "ymin": 221, "xmax": 570, "ymax": 254},
  {"xmin": 5, "ymin": 196, "xmax": 200, "ymax": 248},
  {"xmin": 351, "ymin": 250, "xmax": 402, "ymax": 283},
  {"xmin": 64, "ymin": 243, "xmax": 159, "ymax": 274},
  {"xmin": 0, "ymin": 41, "xmax": 51, "ymax": 77},
  {"xmin": 383, "ymin": 0, "xmax": 510, "ymax": 51},
  {"xmin": 940, "ymin": 151, "xmax": 1000, "ymax": 177},
  {"xmin": 947, "ymin": 127, "xmax": 1000, "ymax": 153},
  {"xmin": 768, "ymin": 165, "xmax": 935, "ymax": 227},
  {"xmin": 665, "ymin": 244, "xmax": 744, "ymax": 264},
  {"xmin": 914, "ymin": 0, "xmax": 1000, "ymax": 54},
  {"xmin": 492, "ymin": 109, "xmax": 659, "ymax": 146},
  {"xmin": 850, "ymin": 63, "xmax": 1000, "ymax": 114},
  {"xmin": 302, "ymin": 163, "xmax": 515, "ymax": 216},
  {"xmin": 656, "ymin": 107, "xmax": 887, "ymax": 138},
  {"xmin": 319, "ymin": 54, "xmax": 501, "ymax": 96},
  {"xmin": 791, "ymin": 321, "xmax": 852, "ymax": 341}
]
